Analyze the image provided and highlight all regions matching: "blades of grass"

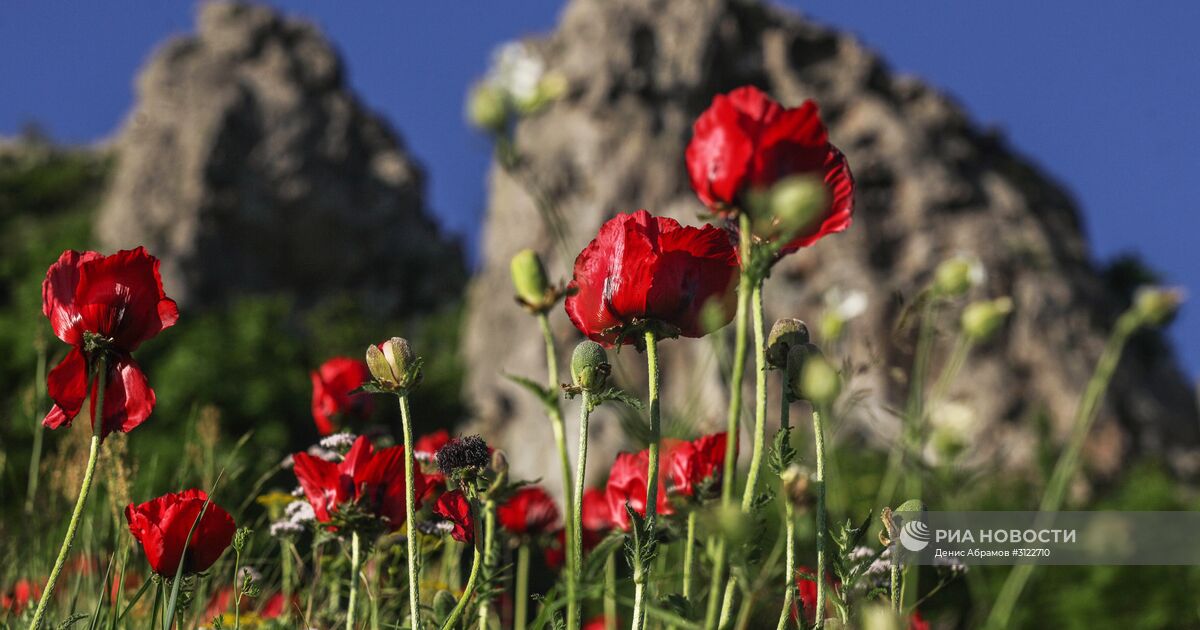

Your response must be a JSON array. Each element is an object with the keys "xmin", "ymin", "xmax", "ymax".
[
  {"xmin": 87, "ymin": 552, "xmax": 115, "ymax": 630},
  {"xmin": 115, "ymin": 577, "xmax": 152, "ymax": 623}
]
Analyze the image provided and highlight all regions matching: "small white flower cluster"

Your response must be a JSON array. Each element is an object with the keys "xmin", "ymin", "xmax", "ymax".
[
  {"xmin": 486, "ymin": 42, "xmax": 546, "ymax": 107},
  {"xmin": 306, "ymin": 444, "xmax": 340, "ymax": 462},
  {"xmin": 414, "ymin": 449, "xmax": 438, "ymax": 464},
  {"xmin": 269, "ymin": 499, "xmax": 315, "ymax": 538},
  {"xmin": 866, "ymin": 546, "xmax": 892, "ymax": 577},
  {"xmin": 319, "ymin": 432, "xmax": 358, "ymax": 452}
]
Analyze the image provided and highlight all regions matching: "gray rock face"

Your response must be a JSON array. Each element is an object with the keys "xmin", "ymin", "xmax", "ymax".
[
  {"xmin": 462, "ymin": 0, "xmax": 1200, "ymax": 497},
  {"xmin": 98, "ymin": 1, "xmax": 463, "ymax": 315}
]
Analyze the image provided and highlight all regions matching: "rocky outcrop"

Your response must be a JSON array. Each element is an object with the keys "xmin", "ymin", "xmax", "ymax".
[
  {"xmin": 97, "ymin": 1, "xmax": 464, "ymax": 315},
  {"xmin": 462, "ymin": 0, "xmax": 1200, "ymax": 496}
]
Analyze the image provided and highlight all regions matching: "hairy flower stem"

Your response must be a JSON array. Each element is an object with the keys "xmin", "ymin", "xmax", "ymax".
[
  {"xmin": 347, "ymin": 531, "xmax": 361, "ymax": 630},
  {"xmin": 986, "ymin": 311, "xmax": 1141, "ymax": 628},
  {"xmin": 515, "ymin": 543, "xmax": 531, "ymax": 630},
  {"xmin": 813, "ymin": 408, "xmax": 828, "ymax": 630},
  {"xmin": 478, "ymin": 499, "xmax": 498, "ymax": 630},
  {"xmin": 398, "ymin": 394, "xmax": 423, "ymax": 630},
  {"xmin": 890, "ymin": 563, "xmax": 901, "ymax": 613},
  {"xmin": 776, "ymin": 371, "xmax": 795, "ymax": 630},
  {"xmin": 31, "ymin": 361, "xmax": 107, "ymax": 630},
  {"xmin": 705, "ymin": 213, "xmax": 753, "ymax": 630},
  {"xmin": 718, "ymin": 278, "xmax": 769, "ymax": 628},
  {"xmin": 604, "ymin": 554, "xmax": 618, "ymax": 630},
  {"xmin": 441, "ymin": 501, "xmax": 485, "ymax": 630},
  {"xmin": 571, "ymin": 390, "xmax": 593, "ymax": 627},
  {"xmin": 632, "ymin": 330, "xmax": 663, "ymax": 630},
  {"xmin": 538, "ymin": 313, "xmax": 579, "ymax": 629},
  {"xmin": 682, "ymin": 511, "xmax": 697, "ymax": 599}
]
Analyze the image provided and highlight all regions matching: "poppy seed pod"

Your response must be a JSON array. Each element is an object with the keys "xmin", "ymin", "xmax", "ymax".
[
  {"xmin": 436, "ymin": 435, "xmax": 491, "ymax": 477},
  {"xmin": 571, "ymin": 340, "xmax": 611, "ymax": 392},
  {"xmin": 961, "ymin": 297, "xmax": 1013, "ymax": 342},
  {"xmin": 933, "ymin": 255, "xmax": 985, "ymax": 297},
  {"xmin": 779, "ymin": 464, "xmax": 814, "ymax": 510},
  {"xmin": 766, "ymin": 318, "xmax": 810, "ymax": 370},
  {"xmin": 510, "ymin": 248, "xmax": 552, "ymax": 310},
  {"xmin": 366, "ymin": 337, "xmax": 421, "ymax": 392}
]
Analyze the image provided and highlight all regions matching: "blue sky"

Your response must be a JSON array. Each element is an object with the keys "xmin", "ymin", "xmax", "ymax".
[{"xmin": 2, "ymin": 1, "xmax": 1197, "ymax": 377}]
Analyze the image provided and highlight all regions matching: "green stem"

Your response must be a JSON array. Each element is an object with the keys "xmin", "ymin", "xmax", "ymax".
[
  {"xmin": 572, "ymin": 390, "xmax": 593, "ymax": 624},
  {"xmin": 890, "ymin": 563, "xmax": 901, "ymax": 613},
  {"xmin": 478, "ymin": 499, "xmax": 497, "ymax": 630},
  {"xmin": 515, "ymin": 543, "xmax": 531, "ymax": 630},
  {"xmin": 605, "ymin": 553, "xmax": 618, "ymax": 630},
  {"xmin": 986, "ymin": 312, "xmax": 1140, "ymax": 628},
  {"xmin": 30, "ymin": 360, "xmax": 107, "ymax": 630},
  {"xmin": 441, "ymin": 503, "xmax": 485, "ymax": 630},
  {"xmin": 24, "ymin": 341, "xmax": 47, "ymax": 514},
  {"xmin": 740, "ymin": 280, "xmax": 768, "ymax": 509},
  {"xmin": 280, "ymin": 540, "xmax": 294, "ymax": 621},
  {"xmin": 632, "ymin": 330, "xmax": 662, "ymax": 630},
  {"xmin": 399, "ymin": 395, "xmax": 423, "ymax": 630},
  {"xmin": 813, "ymin": 408, "xmax": 828, "ymax": 629},
  {"xmin": 705, "ymin": 213, "xmax": 753, "ymax": 630},
  {"xmin": 538, "ymin": 313, "xmax": 578, "ymax": 630},
  {"xmin": 682, "ymin": 510, "xmax": 697, "ymax": 599},
  {"xmin": 875, "ymin": 297, "xmax": 936, "ymax": 510},
  {"xmin": 776, "ymin": 370, "xmax": 795, "ymax": 630},
  {"xmin": 719, "ymin": 278, "xmax": 768, "ymax": 629},
  {"xmin": 347, "ymin": 531, "xmax": 361, "ymax": 630},
  {"xmin": 234, "ymin": 545, "xmax": 243, "ymax": 630}
]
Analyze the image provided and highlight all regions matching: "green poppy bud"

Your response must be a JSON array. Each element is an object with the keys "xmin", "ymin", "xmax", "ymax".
[
  {"xmin": 768, "ymin": 175, "xmax": 826, "ymax": 239},
  {"xmin": 779, "ymin": 464, "xmax": 814, "ymax": 510},
  {"xmin": 366, "ymin": 337, "xmax": 421, "ymax": 392},
  {"xmin": 792, "ymin": 353, "xmax": 841, "ymax": 406},
  {"xmin": 510, "ymin": 248, "xmax": 551, "ymax": 309},
  {"xmin": 934, "ymin": 255, "xmax": 984, "ymax": 297},
  {"xmin": 467, "ymin": 83, "xmax": 509, "ymax": 133},
  {"xmin": 766, "ymin": 318, "xmax": 810, "ymax": 370},
  {"xmin": 571, "ymin": 340, "xmax": 610, "ymax": 393},
  {"xmin": 961, "ymin": 297, "xmax": 1013, "ymax": 342},
  {"xmin": 1133, "ymin": 286, "xmax": 1184, "ymax": 327}
]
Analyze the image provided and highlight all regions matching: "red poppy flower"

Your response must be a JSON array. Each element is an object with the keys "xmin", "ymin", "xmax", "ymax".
[
  {"xmin": 292, "ymin": 435, "xmax": 423, "ymax": 531},
  {"xmin": 565, "ymin": 210, "xmax": 739, "ymax": 347},
  {"xmin": 662, "ymin": 433, "xmax": 728, "ymax": 499},
  {"xmin": 686, "ymin": 86, "xmax": 854, "ymax": 252},
  {"xmin": 793, "ymin": 566, "xmax": 841, "ymax": 626},
  {"xmin": 604, "ymin": 450, "xmax": 673, "ymax": 531},
  {"xmin": 310, "ymin": 357, "xmax": 373, "ymax": 436},
  {"xmin": 544, "ymin": 529, "xmax": 566, "ymax": 570},
  {"xmin": 415, "ymin": 429, "xmax": 451, "ymax": 461},
  {"xmin": 432, "ymin": 489, "xmax": 475, "ymax": 543},
  {"xmin": 581, "ymin": 487, "xmax": 615, "ymax": 549},
  {"xmin": 204, "ymin": 588, "xmax": 294, "ymax": 620},
  {"xmin": 584, "ymin": 616, "xmax": 616, "ymax": 630},
  {"xmin": 41, "ymin": 247, "xmax": 178, "ymax": 439},
  {"xmin": 497, "ymin": 486, "xmax": 560, "ymax": 537},
  {"xmin": 1, "ymin": 579, "xmax": 42, "ymax": 614},
  {"xmin": 908, "ymin": 611, "xmax": 930, "ymax": 630},
  {"xmin": 124, "ymin": 489, "xmax": 236, "ymax": 576}
]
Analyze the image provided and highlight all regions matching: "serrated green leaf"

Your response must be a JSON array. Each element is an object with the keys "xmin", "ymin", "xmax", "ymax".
[
  {"xmin": 768, "ymin": 426, "xmax": 796, "ymax": 474},
  {"xmin": 503, "ymin": 373, "xmax": 556, "ymax": 407}
]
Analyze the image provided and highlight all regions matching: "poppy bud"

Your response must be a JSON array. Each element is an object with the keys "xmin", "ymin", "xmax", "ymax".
[
  {"xmin": 766, "ymin": 318, "xmax": 810, "ymax": 370},
  {"xmin": 779, "ymin": 464, "xmax": 814, "ymax": 510},
  {"xmin": 366, "ymin": 337, "xmax": 421, "ymax": 392},
  {"xmin": 791, "ymin": 352, "xmax": 841, "ymax": 406},
  {"xmin": 934, "ymin": 254, "xmax": 985, "ymax": 297},
  {"xmin": 467, "ymin": 83, "xmax": 509, "ymax": 134},
  {"xmin": 768, "ymin": 176, "xmax": 827, "ymax": 240},
  {"xmin": 961, "ymin": 297, "xmax": 1013, "ymax": 342},
  {"xmin": 571, "ymin": 340, "xmax": 611, "ymax": 392},
  {"xmin": 1133, "ymin": 286, "xmax": 1184, "ymax": 327},
  {"xmin": 510, "ymin": 248, "xmax": 552, "ymax": 310},
  {"xmin": 491, "ymin": 449, "xmax": 509, "ymax": 476},
  {"xmin": 436, "ymin": 436, "xmax": 491, "ymax": 479},
  {"xmin": 433, "ymin": 590, "xmax": 457, "ymax": 619}
]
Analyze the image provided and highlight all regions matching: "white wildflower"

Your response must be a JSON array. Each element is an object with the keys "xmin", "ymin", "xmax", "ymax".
[{"xmin": 486, "ymin": 42, "xmax": 545, "ymax": 106}]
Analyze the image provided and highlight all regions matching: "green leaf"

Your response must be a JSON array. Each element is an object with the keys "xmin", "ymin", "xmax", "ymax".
[
  {"xmin": 503, "ymin": 373, "xmax": 556, "ymax": 407},
  {"xmin": 768, "ymin": 426, "xmax": 796, "ymax": 474},
  {"xmin": 589, "ymin": 387, "xmax": 644, "ymax": 413}
]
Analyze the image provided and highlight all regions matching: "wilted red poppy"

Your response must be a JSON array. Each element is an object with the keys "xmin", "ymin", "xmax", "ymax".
[
  {"xmin": 432, "ymin": 489, "xmax": 475, "ymax": 543},
  {"xmin": 497, "ymin": 486, "xmax": 560, "ymax": 537},
  {"xmin": 686, "ymin": 86, "xmax": 854, "ymax": 252},
  {"xmin": 310, "ymin": 357, "xmax": 373, "ymax": 436},
  {"xmin": 124, "ymin": 489, "xmax": 236, "ymax": 576},
  {"xmin": 41, "ymin": 247, "xmax": 178, "ymax": 439},
  {"xmin": 292, "ymin": 435, "xmax": 423, "ymax": 531},
  {"xmin": 604, "ymin": 450, "xmax": 673, "ymax": 531},
  {"xmin": 565, "ymin": 210, "xmax": 739, "ymax": 347},
  {"xmin": 1, "ymin": 579, "xmax": 42, "ymax": 614}
]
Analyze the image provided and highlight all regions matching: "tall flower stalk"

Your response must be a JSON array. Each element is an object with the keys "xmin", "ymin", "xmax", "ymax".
[
  {"xmin": 30, "ymin": 363, "xmax": 106, "ymax": 630},
  {"xmin": 363, "ymin": 337, "xmax": 427, "ymax": 630},
  {"xmin": 987, "ymin": 288, "xmax": 1180, "ymax": 627},
  {"xmin": 631, "ymin": 330, "xmax": 663, "ymax": 630},
  {"xmin": 567, "ymin": 340, "xmax": 612, "ymax": 626}
]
